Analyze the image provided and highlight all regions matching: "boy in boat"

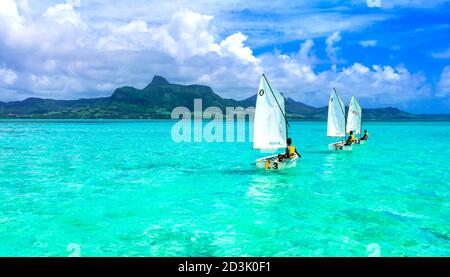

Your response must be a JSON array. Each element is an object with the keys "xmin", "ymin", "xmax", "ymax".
[
  {"xmin": 344, "ymin": 131, "xmax": 356, "ymax": 145},
  {"xmin": 355, "ymin": 130, "xmax": 368, "ymax": 143},
  {"xmin": 360, "ymin": 130, "xmax": 368, "ymax": 140},
  {"xmin": 277, "ymin": 138, "xmax": 301, "ymax": 160}
]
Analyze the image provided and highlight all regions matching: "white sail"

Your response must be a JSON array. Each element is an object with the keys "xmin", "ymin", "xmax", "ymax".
[
  {"xmin": 346, "ymin": 96, "xmax": 362, "ymax": 134},
  {"xmin": 253, "ymin": 74, "xmax": 287, "ymax": 150},
  {"xmin": 327, "ymin": 89, "xmax": 346, "ymax": 137}
]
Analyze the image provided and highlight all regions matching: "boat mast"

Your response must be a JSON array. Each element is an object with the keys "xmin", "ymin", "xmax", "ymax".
[
  {"xmin": 360, "ymin": 105, "xmax": 362, "ymax": 135},
  {"xmin": 262, "ymin": 74, "xmax": 290, "ymax": 130},
  {"xmin": 284, "ymin": 95, "xmax": 288, "ymax": 139}
]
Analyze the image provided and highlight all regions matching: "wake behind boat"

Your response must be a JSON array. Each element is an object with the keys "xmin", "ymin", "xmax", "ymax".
[{"xmin": 253, "ymin": 74, "xmax": 298, "ymax": 170}]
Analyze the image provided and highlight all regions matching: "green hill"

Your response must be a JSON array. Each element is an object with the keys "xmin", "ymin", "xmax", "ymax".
[{"xmin": 0, "ymin": 75, "xmax": 448, "ymax": 120}]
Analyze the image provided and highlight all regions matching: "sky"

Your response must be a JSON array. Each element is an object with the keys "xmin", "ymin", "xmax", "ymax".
[{"xmin": 0, "ymin": 0, "xmax": 449, "ymax": 113}]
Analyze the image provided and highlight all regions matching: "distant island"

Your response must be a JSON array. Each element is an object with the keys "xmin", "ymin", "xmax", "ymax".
[{"xmin": 1, "ymin": 75, "xmax": 449, "ymax": 120}]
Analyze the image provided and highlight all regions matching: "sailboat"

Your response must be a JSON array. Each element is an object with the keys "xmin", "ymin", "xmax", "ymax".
[
  {"xmin": 254, "ymin": 74, "xmax": 298, "ymax": 170},
  {"xmin": 346, "ymin": 96, "xmax": 364, "ymax": 144},
  {"xmin": 327, "ymin": 88, "xmax": 352, "ymax": 151}
]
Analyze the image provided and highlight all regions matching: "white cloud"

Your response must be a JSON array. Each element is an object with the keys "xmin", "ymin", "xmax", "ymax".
[
  {"xmin": 437, "ymin": 66, "xmax": 450, "ymax": 97},
  {"xmin": 30, "ymin": 74, "xmax": 51, "ymax": 89},
  {"xmin": 0, "ymin": 0, "xmax": 21, "ymax": 21},
  {"xmin": 362, "ymin": 0, "xmax": 447, "ymax": 9},
  {"xmin": 43, "ymin": 2, "xmax": 84, "ymax": 27},
  {"xmin": 258, "ymin": 50, "xmax": 428, "ymax": 106},
  {"xmin": 360, "ymin": 40, "xmax": 377, "ymax": 47},
  {"xmin": 0, "ymin": 0, "xmax": 24, "ymax": 42},
  {"xmin": 165, "ymin": 9, "xmax": 219, "ymax": 62},
  {"xmin": 96, "ymin": 10, "xmax": 222, "ymax": 62},
  {"xmin": 0, "ymin": 0, "xmax": 88, "ymax": 54},
  {"xmin": 8, "ymin": 1, "xmax": 392, "ymax": 49},
  {"xmin": 0, "ymin": 67, "xmax": 18, "ymax": 85},
  {"xmin": 96, "ymin": 20, "xmax": 153, "ymax": 51},
  {"xmin": 431, "ymin": 48, "xmax": 450, "ymax": 59},
  {"xmin": 298, "ymin": 39, "xmax": 316, "ymax": 63},
  {"xmin": 226, "ymin": 13, "xmax": 389, "ymax": 47},
  {"xmin": 95, "ymin": 83, "xmax": 116, "ymax": 91},
  {"xmin": 325, "ymin": 31, "xmax": 341, "ymax": 62},
  {"xmin": 0, "ymin": 0, "xmax": 439, "ymax": 109},
  {"xmin": 27, "ymin": 74, "xmax": 83, "ymax": 97},
  {"xmin": 68, "ymin": 0, "xmax": 81, "ymax": 8},
  {"xmin": 333, "ymin": 64, "xmax": 429, "ymax": 104},
  {"xmin": 219, "ymin": 32, "xmax": 257, "ymax": 64},
  {"xmin": 0, "ymin": 4, "xmax": 260, "ymax": 99}
]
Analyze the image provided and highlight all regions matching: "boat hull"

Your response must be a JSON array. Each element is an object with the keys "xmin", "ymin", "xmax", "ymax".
[
  {"xmin": 328, "ymin": 142, "xmax": 352, "ymax": 151},
  {"xmin": 355, "ymin": 139, "xmax": 366, "ymax": 145},
  {"xmin": 256, "ymin": 154, "xmax": 298, "ymax": 170}
]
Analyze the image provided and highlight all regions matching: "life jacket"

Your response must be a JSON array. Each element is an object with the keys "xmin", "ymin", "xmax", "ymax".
[
  {"xmin": 288, "ymin": 145, "xmax": 296, "ymax": 158},
  {"xmin": 349, "ymin": 134, "xmax": 355, "ymax": 142},
  {"xmin": 363, "ymin": 132, "xmax": 369, "ymax": 139}
]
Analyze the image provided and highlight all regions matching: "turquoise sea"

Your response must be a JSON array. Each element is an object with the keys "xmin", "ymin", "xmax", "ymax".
[{"xmin": 0, "ymin": 120, "xmax": 449, "ymax": 257}]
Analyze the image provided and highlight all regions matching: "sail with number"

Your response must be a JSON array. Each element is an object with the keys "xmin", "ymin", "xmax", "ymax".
[
  {"xmin": 253, "ymin": 74, "xmax": 287, "ymax": 150},
  {"xmin": 346, "ymin": 96, "xmax": 362, "ymax": 135},
  {"xmin": 327, "ymin": 88, "xmax": 346, "ymax": 137}
]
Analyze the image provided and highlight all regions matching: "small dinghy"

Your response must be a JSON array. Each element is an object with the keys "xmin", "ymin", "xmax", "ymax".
[
  {"xmin": 327, "ymin": 88, "xmax": 352, "ymax": 151},
  {"xmin": 253, "ymin": 74, "xmax": 297, "ymax": 170},
  {"xmin": 328, "ymin": 142, "xmax": 352, "ymax": 151},
  {"xmin": 255, "ymin": 154, "xmax": 298, "ymax": 170}
]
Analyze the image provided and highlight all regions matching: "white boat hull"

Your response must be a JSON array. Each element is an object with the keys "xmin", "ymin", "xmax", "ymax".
[
  {"xmin": 328, "ymin": 142, "xmax": 352, "ymax": 151},
  {"xmin": 355, "ymin": 139, "xmax": 366, "ymax": 145},
  {"xmin": 256, "ymin": 154, "xmax": 298, "ymax": 170}
]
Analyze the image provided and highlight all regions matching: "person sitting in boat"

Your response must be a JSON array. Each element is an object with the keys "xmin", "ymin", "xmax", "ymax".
[
  {"xmin": 278, "ymin": 138, "xmax": 301, "ymax": 160},
  {"xmin": 360, "ymin": 130, "xmax": 369, "ymax": 140},
  {"xmin": 345, "ymin": 131, "xmax": 355, "ymax": 145}
]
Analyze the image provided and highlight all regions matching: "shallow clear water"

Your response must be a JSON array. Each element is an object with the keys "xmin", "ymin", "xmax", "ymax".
[{"xmin": 0, "ymin": 120, "xmax": 449, "ymax": 257}]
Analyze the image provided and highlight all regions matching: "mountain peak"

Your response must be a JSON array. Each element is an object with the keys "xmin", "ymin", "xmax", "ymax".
[{"xmin": 148, "ymin": 75, "xmax": 170, "ymax": 86}]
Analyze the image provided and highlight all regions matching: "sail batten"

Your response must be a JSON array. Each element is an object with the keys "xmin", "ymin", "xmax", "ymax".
[
  {"xmin": 327, "ymin": 89, "xmax": 346, "ymax": 137},
  {"xmin": 346, "ymin": 96, "xmax": 362, "ymax": 134},
  {"xmin": 253, "ymin": 75, "xmax": 287, "ymax": 150}
]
